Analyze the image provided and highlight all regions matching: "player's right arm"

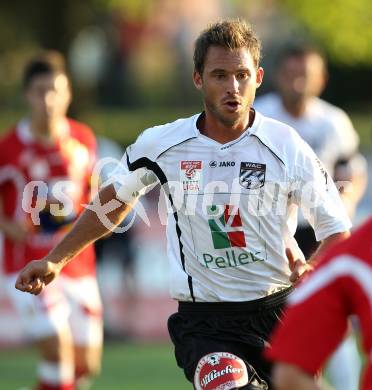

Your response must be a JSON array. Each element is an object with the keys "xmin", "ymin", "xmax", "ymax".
[
  {"xmin": 16, "ymin": 124, "xmax": 160, "ymax": 295},
  {"xmin": 15, "ymin": 183, "xmax": 130, "ymax": 294}
]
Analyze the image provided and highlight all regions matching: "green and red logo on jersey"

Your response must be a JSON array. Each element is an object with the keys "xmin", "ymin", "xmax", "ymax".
[
  {"xmin": 201, "ymin": 205, "xmax": 264, "ymax": 269},
  {"xmin": 207, "ymin": 205, "xmax": 246, "ymax": 249}
]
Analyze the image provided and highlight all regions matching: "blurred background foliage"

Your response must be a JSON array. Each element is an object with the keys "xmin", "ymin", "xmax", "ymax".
[
  {"xmin": 281, "ymin": 0, "xmax": 372, "ymax": 65},
  {"xmin": 0, "ymin": 0, "xmax": 370, "ymax": 146}
]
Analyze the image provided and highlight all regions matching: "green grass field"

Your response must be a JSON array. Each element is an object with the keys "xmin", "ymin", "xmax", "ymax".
[
  {"xmin": 0, "ymin": 342, "xmax": 190, "ymax": 389},
  {"xmin": 0, "ymin": 338, "xmax": 365, "ymax": 390}
]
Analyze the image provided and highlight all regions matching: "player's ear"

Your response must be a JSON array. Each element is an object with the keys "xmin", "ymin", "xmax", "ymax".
[
  {"xmin": 256, "ymin": 67, "xmax": 264, "ymax": 88},
  {"xmin": 193, "ymin": 70, "xmax": 203, "ymax": 90}
]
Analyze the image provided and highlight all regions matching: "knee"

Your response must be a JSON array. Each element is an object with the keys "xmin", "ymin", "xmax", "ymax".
[
  {"xmin": 38, "ymin": 331, "xmax": 73, "ymax": 363},
  {"xmin": 75, "ymin": 346, "xmax": 102, "ymax": 379},
  {"xmin": 76, "ymin": 359, "xmax": 101, "ymax": 379}
]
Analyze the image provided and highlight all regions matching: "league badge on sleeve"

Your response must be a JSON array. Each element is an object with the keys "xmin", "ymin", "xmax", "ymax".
[
  {"xmin": 180, "ymin": 160, "xmax": 202, "ymax": 192},
  {"xmin": 239, "ymin": 162, "xmax": 266, "ymax": 189}
]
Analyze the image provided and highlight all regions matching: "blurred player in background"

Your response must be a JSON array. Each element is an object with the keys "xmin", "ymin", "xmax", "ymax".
[
  {"xmin": 266, "ymin": 216, "xmax": 372, "ymax": 390},
  {"xmin": 15, "ymin": 20, "xmax": 351, "ymax": 389},
  {"xmin": 254, "ymin": 45, "xmax": 366, "ymax": 390},
  {"xmin": 255, "ymin": 45, "xmax": 367, "ymax": 255},
  {"xmin": 0, "ymin": 51, "xmax": 102, "ymax": 390}
]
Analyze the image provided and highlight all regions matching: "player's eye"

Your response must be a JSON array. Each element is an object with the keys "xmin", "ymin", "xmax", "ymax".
[{"xmin": 237, "ymin": 72, "xmax": 250, "ymax": 80}]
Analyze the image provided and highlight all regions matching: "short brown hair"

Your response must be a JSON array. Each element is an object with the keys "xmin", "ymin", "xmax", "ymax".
[
  {"xmin": 193, "ymin": 19, "xmax": 262, "ymax": 75},
  {"xmin": 23, "ymin": 50, "xmax": 67, "ymax": 89}
]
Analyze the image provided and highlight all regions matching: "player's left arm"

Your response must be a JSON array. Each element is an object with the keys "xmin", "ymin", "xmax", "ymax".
[
  {"xmin": 295, "ymin": 138, "xmax": 351, "ymax": 231},
  {"xmin": 289, "ymin": 137, "xmax": 352, "ymax": 283}
]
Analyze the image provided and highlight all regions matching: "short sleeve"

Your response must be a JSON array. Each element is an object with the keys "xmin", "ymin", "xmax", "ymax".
[{"xmin": 291, "ymin": 140, "xmax": 351, "ymax": 241}]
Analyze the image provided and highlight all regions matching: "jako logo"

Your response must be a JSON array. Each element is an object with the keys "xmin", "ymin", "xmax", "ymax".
[
  {"xmin": 207, "ymin": 205, "xmax": 246, "ymax": 249},
  {"xmin": 209, "ymin": 161, "xmax": 235, "ymax": 168}
]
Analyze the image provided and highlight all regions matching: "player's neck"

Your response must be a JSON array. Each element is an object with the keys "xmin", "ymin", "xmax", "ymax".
[
  {"xmin": 198, "ymin": 109, "xmax": 254, "ymax": 144},
  {"xmin": 281, "ymin": 97, "xmax": 307, "ymax": 118},
  {"xmin": 29, "ymin": 116, "xmax": 64, "ymax": 144}
]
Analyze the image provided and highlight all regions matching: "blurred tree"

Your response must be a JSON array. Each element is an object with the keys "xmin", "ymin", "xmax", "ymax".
[
  {"xmin": 94, "ymin": 0, "xmax": 153, "ymax": 19},
  {"xmin": 280, "ymin": 0, "xmax": 372, "ymax": 65},
  {"xmin": 0, "ymin": 0, "xmax": 371, "ymax": 110},
  {"xmin": 0, "ymin": 0, "xmax": 106, "ymax": 109}
]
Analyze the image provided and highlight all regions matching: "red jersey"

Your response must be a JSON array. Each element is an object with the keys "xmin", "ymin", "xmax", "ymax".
[
  {"xmin": 266, "ymin": 217, "xmax": 372, "ymax": 390},
  {"xmin": 0, "ymin": 118, "xmax": 97, "ymax": 277}
]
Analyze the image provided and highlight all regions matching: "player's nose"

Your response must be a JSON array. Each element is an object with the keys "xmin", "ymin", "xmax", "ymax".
[{"xmin": 226, "ymin": 75, "xmax": 240, "ymax": 94}]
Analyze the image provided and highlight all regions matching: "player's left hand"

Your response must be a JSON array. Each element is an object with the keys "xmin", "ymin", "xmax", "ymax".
[{"xmin": 286, "ymin": 248, "xmax": 314, "ymax": 286}]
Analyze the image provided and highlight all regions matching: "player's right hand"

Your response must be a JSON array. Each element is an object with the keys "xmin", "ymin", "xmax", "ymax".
[{"xmin": 15, "ymin": 260, "xmax": 61, "ymax": 295}]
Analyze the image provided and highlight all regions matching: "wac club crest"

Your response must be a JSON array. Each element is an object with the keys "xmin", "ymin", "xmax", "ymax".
[{"xmin": 239, "ymin": 162, "xmax": 266, "ymax": 189}]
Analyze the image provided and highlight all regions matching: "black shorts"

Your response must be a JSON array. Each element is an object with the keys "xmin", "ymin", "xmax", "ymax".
[{"xmin": 168, "ymin": 288, "xmax": 292, "ymax": 389}]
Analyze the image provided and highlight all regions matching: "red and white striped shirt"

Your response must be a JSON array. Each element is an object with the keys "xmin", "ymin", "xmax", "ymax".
[{"xmin": 0, "ymin": 118, "xmax": 97, "ymax": 278}]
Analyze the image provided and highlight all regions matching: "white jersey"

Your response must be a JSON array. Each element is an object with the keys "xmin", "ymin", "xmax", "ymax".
[
  {"xmin": 111, "ymin": 111, "xmax": 350, "ymax": 302},
  {"xmin": 254, "ymin": 93, "xmax": 359, "ymax": 176}
]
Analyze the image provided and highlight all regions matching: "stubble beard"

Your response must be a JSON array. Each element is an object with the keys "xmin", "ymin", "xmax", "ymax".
[{"xmin": 205, "ymin": 99, "xmax": 248, "ymax": 128}]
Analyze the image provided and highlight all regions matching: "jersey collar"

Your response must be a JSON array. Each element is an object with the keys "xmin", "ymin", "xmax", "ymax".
[{"xmin": 193, "ymin": 109, "xmax": 260, "ymax": 149}]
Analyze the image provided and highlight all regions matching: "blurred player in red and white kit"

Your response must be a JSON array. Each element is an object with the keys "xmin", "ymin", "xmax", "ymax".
[
  {"xmin": 0, "ymin": 51, "xmax": 102, "ymax": 390},
  {"xmin": 266, "ymin": 217, "xmax": 372, "ymax": 390}
]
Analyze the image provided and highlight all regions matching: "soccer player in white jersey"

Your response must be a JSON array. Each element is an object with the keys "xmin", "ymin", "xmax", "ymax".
[
  {"xmin": 254, "ymin": 45, "xmax": 366, "ymax": 390},
  {"xmin": 15, "ymin": 20, "xmax": 351, "ymax": 389},
  {"xmin": 254, "ymin": 45, "xmax": 366, "ymax": 257}
]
